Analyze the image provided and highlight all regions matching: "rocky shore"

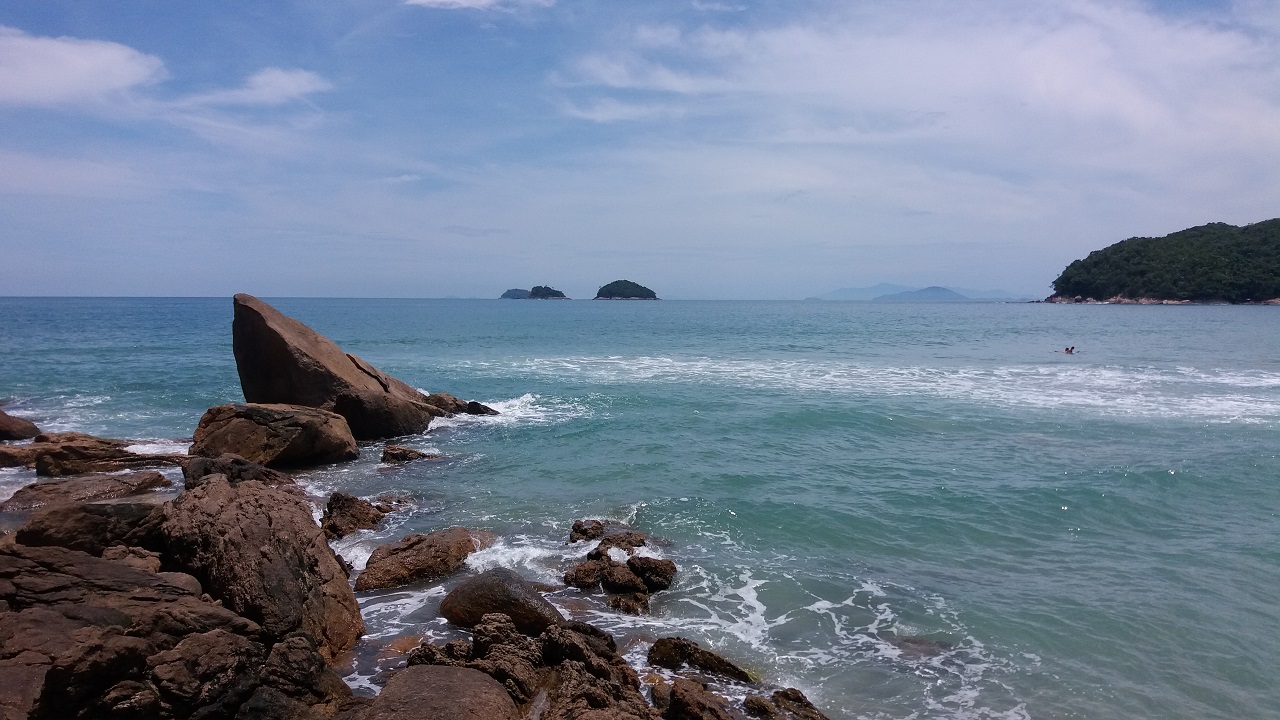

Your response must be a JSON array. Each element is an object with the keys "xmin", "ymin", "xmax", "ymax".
[{"xmin": 0, "ymin": 296, "xmax": 830, "ymax": 720}]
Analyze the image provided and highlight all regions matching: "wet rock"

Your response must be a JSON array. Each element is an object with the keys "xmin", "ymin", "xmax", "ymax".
[
  {"xmin": 886, "ymin": 634, "xmax": 952, "ymax": 659},
  {"xmin": 569, "ymin": 519, "xmax": 605, "ymax": 543},
  {"xmin": 354, "ymin": 527, "xmax": 495, "ymax": 591},
  {"xmin": 667, "ymin": 678, "xmax": 748, "ymax": 720},
  {"xmin": 743, "ymin": 688, "xmax": 831, "ymax": 720},
  {"xmin": 0, "ymin": 409, "xmax": 39, "ymax": 440},
  {"xmin": 0, "ymin": 432, "xmax": 187, "ymax": 475},
  {"xmin": 154, "ymin": 474, "xmax": 364, "ymax": 660},
  {"xmin": 564, "ymin": 558, "xmax": 609, "ymax": 589},
  {"xmin": 0, "ymin": 470, "xmax": 171, "ymax": 512},
  {"xmin": 439, "ymin": 568, "xmax": 565, "ymax": 636},
  {"xmin": 182, "ymin": 452, "xmax": 296, "ymax": 489},
  {"xmin": 365, "ymin": 665, "xmax": 519, "ymax": 720},
  {"xmin": 648, "ymin": 638, "xmax": 753, "ymax": 683},
  {"xmin": 601, "ymin": 562, "xmax": 648, "ymax": 594},
  {"xmin": 606, "ymin": 592, "xmax": 650, "ymax": 615},
  {"xmin": 12, "ymin": 501, "xmax": 158, "ymax": 556},
  {"xmin": 190, "ymin": 403, "xmax": 358, "ymax": 468},
  {"xmin": 232, "ymin": 293, "xmax": 439, "ymax": 440},
  {"xmin": 467, "ymin": 400, "xmax": 499, "ymax": 415},
  {"xmin": 628, "ymin": 556, "xmax": 678, "ymax": 592},
  {"xmin": 322, "ymin": 492, "xmax": 387, "ymax": 540},
  {"xmin": 586, "ymin": 531, "xmax": 648, "ymax": 561},
  {"xmin": 421, "ymin": 392, "xmax": 498, "ymax": 417},
  {"xmin": 380, "ymin": 444, "xmax": 440, "ymax": 463}
]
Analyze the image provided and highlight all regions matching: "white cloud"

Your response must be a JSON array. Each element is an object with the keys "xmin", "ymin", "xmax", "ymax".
[
  {"xmin": 403, "ymin": 0, "xmax": 553, "ymax": 9},
  {"xmin": 179, "ymin": 68, "xmax": 333, "ymax": 107},
  {"xmin": 0, "ymin": 25, "xmax": 165, "ymax": 106},
  {"xmin": 560, "ymin": 97, "xmax": 685, "ymax": 123}
]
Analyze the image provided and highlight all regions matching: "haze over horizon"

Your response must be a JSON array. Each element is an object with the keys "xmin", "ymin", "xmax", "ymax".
[{"xmin": 2, "ymin": 1, "xmax": 1278, "ymax": 300}]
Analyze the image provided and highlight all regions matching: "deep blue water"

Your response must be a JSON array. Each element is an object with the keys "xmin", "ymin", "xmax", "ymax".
[{"xmin": 2, "ymin": 297, "xmax": 1278, "ymax": 719}]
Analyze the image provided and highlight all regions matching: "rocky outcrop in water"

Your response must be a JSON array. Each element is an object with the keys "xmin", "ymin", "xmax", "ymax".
[
  {"xmin": 0, "ymin": 470, "xmax": 172, "ymax": 512},
  {"xmin": 421, "ymin": 392, "xmax": 499, "ymax": 417},
  {"xmin": 190, "ymin": 403, "xmax": 358, "ymax": 468},
  {"xmin": 439, "ymin": 568, "xmax": 565, "ymax": 635},
  {"xmin": 0, "ymin": 432, "xmax": 187, "ymax": 476},
  {"xmin": 232, "ymin": 293, "xmax": 441, "ymax": 440},
  {"xmin": 321, "ymin": 492, "xmax": 388, "ymax": 540},
  {"xmin": 648, "ymin": 637, "xmax": 753, "ymax": 683},
  {"xmin": 355, "ymin": 527, "xmax": 495, "ymax": 591},
  {"xmin": 380, "ymin": 444, "xmax": 440, "ymax": 463},
  {"xmin": 0, "ymin": 409, "xmax": 39, "ymax": 440},
  {"xmin": 563, "ymin": 530, "xmax": 676, "ymax": 615}
]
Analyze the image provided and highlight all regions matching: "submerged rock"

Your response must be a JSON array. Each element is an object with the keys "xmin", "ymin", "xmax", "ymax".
[
  {"xmin": 380, "ymin": 444, "xmax": 441, "ymax": 463},
  {"xmin": 190, "ymin": 403, "xmax": 358, "ymax": 468},
  {"xmin": 354, "ymin": 527, "xmax": 495, "ymax": 591},
  {"xmin": 232, "ymin": 293, "xmax": 440, "ymax": 440},
  {"xmin": 0, "ymin": 409, "xmax": 39, "ymax": 440},
  {"xmin": 439, "ymin": 568, "xmax": 565, "ymax": 635},
  {"xmin": 0, "ymin": 470, "xmax": 171, "ymax": 512},
  {"xmin": 648, "ymin": 637, "xmax": 753, "ymax": 683}
]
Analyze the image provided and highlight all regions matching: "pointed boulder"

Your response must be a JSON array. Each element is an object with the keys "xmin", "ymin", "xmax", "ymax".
[{"xmin": 231, "ymin": 294, "xmax": 437, "ymax": 440}]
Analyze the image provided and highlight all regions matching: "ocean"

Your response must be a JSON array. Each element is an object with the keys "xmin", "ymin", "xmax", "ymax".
[{"xmin": 1, "ymin": 296, "xmax": 1277, "ymax": 719}]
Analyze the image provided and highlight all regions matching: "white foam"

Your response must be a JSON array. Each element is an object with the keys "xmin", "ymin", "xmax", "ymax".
[
  {"xmin": 124, "ymin": 439, "xmax": 190, "ymax": 455},
  {"xmin": 465, "ymin": 535, "xmax": 584, "ymax": 585},
  {"xmin": 420, "ymin": 393, "xmax": 595, "ymax": 431}
]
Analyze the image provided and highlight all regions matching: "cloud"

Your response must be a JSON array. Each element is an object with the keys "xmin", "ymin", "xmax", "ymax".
[
  {"xmin": 403, "ymin": 0, "xmax": 553, "ymax": 10},
  {"xmin": 179, "ymin": 68, "xmax": 333, "ymax": 107},
  {"xmin": 0, "ymin": 25, "xmax": 165, "ymax": 106},
  {"xmin": 559, "ymin": 98, "xmax": 685, "ymax": 123}
]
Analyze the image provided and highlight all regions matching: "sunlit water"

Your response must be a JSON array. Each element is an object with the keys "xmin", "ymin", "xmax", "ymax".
[{"xmin": 1, "ymin": 297, "xmax": 1277, "ymax": 719}]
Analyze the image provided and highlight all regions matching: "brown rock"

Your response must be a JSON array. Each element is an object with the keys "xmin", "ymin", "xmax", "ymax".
[
  {"xmin": 667, "ymin": 678, "xmax": 748, "ymax": 720},
  {"xmin": 0, "ymin": 470, "xmax": 171, "ymax": 512},
  {"xmin": 419, "ymin": 392, "xmax": 499, "ymax": 417},
  {"xmin": 886, "ymin": 634, "xmax": 953, "ymax": 659},
  {"xmin": 601, "ymin": 562, "xmax": 648, "ymax": 594},
  {"xmin": 743, "ymin": 688, "xmax": 830, "ymax": 720},
  {"xmin": 355, "ymin": 527, "xmax": 494, "ymax": 591},
  {"xmin": 564, "ymin": 558, "xmax": 609, "ymax": 590},
  {"xmin": 587, "ymin": 531, "xmax": 648, "ymax": 561},
  {"xmin": 232, "ymin": 293, "xmax": 439, "ymax": 440},
  {"xmin": 101, "ymin": 545, "xmax": 163, "ymax": 573},
  {"xmin": 0, "ymin": 432, "xmax": 187, "ymax": 476},
  {"xmin": 14, "ymin": 501, "xmax": 158, "ymax": 556},
  {"xmin": 322, "ymin": 492, "xmax": 387, "ymax": 540},
  {"xmin": 439, "ymin": 568, "xmax": 565, "ymax": 636},
  {"xmin": 365, "ymin": 665, "xmax": 519, "ymax": 720},
  {"xmin": 569, "ymin": 519, "xmax": 605, "ymax": 543},
  {"xmin": 154, "ymin": 474, "xmax": 364, "ymax": 660},
  {"xmin": 606, "ymin": 592, "xmax": 650, "ymax": 615},
  {"xmin": 190, "ymin": 403, "xmax": 358, "ymax": 468},
  {"xmin": 182, "ymin": 452, "xmax": 296, "ymax": 489},
  {"xmin": 628, "ymin": 555, "xmax": 678, "ymax": 592},
  {"xmin": 380, "ymin": 444, "xmax": 440, "ymax": 463},
  {"xmin": 648, "ymin": 637, "xmax": 753, "ymax": 683},
  {"xmin": 0, "ymin": 409, "xmax": 39, "ymax": 440}
]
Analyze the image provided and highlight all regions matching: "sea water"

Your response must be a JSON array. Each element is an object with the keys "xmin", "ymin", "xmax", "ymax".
[{"xmin": 1, "ymin": 297, "xmax": 1277, "ymax": 719}]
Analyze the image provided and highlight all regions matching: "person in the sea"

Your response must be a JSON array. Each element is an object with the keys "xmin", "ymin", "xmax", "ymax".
[{"xmin": 1063, "ymin": 347, "xmax": 1073, "ymax": 354}]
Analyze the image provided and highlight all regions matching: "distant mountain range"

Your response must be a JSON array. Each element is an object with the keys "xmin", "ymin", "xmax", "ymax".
[{"xmin": 809, "ymin": 284, "xmax": 1030, "ymax": 302}]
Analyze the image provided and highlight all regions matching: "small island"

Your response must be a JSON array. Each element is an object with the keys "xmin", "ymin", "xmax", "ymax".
[
  {"xmin": 500, "ymin": 286, "xmax": 569, "ymax": 299},
  {"xmin": 594, "ymin": 280, "xmax": 658, "ymax": 300},
  {"xmin": 1048, "ymin": 219, "xmax": 1280, "ymax": 304}
]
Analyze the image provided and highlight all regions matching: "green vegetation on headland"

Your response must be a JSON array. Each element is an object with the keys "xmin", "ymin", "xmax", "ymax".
[
  {"xmin": 500, "ymin": 288, "xmax": 531, "ymax": 299},
  {"xmin": 1049, "ymin": 219, "xmax": 1280, "ymax": 303},
  {"xmin": 595, "ymin": 280, "xmax": 658, "ymax": 299},
  {"xmin": 500, "ymin": 286, "xmax": 568, "ymax": 299}
]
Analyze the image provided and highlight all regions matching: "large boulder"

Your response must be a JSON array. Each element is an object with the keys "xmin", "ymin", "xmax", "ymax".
[
  {"xmin": 231, "ymin": 293, "xmax": 440, "ymax": 440},
  {"xmin": 153, "ymin": 474, "xmax": 364, "ymax": 660},
  {"xmin": 182, "ymin": 452, "xmax": 296, "ymax": 489},
  {"xmin": 321, "ymin": 492, "xmax": 387, "ymax": 540},
  {"xmin": 439, "ymin": 568, "xmax": 565, "ymax": 635},
  {"xmin": 14, "ymin": 501, "xmax": 159, "ymax": 556},
  {"xmin": 190, "ymin": 403, "xmax": 358, "ymax": 468},
  {"xmin": 0, "ymin": 432, "xmax": 187, "ymax": 475},
  {"xmin": 0, "ymin": 470, "xmax": 171, "ymax": 512},
  {"xmin": 364, "ymin": 665, "xmax": 519, "ymax": 720},
  {"xmin": 0, "ymin": 543, "xmax": 358, "ymax": 720},
  {"xmin": 354, "ymin": 527, "xmax": 495, "ymax": 591},
  {"xmin": 0, "ymin": 409, "xmax": 39, "ymax": 440}
]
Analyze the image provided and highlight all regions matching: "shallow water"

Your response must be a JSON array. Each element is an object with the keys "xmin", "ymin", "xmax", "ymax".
[{"xmin": 1, "ymin": 297, "xmax": 1278, "ymax": 719}]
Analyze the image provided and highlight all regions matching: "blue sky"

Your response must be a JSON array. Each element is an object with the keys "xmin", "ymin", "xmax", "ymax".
[{"xmin": 1, "ymin": 0, "xmax": 1277, "ymax": 298}]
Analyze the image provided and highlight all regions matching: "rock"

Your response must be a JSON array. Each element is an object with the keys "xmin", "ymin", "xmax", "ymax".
[
  {"xmin": 380, "ymin": 444, "xmax": 440, "ymax": 463},
  {"xmin": 365, "ymin": 665, "xmax": 519, "ymax": 720},
  {"xmin": 190, "ymin": 403, "xmax": 358, "ymax": 468},
  {"xmin": 886, "ymin": 634, "xmax": 953, "ymax": 659},
  {"xmin": 439, "ymin": 568, "xmax": 565, "ymax": 636},
  {"xmin": 0, "ymin": 470, "xmax": 171, "ymax": 512},
  {"xmin": 569, "ymin": 519, "xmax": 605, "ymax": 543},
  {"xmin": 14, "ymin": 501, "xmax": 159, "ymax": 556},
  {"xmin": 667, "ymin": 678, "xmax": 747, "ymax": 720},
  {"xmin": 101, "ymin": 545, "xmax": 163, "ymax": 573},
  {"xmin": 322, "ymin": 492, "xmax": 387, "ymax": 540},
  {"xmin": 0, "ymin": 409, "xmax": 39, "ymax": 440},
  {"xmin": 601, "ymin": 562, "xmax": 648, "ymax": 594},
  {"xmin": 154, "ymin": 474, "xmax": 364, "ymax": 660},
  {"xmin": 355, "ymin": 527, "xmax": 495, "ymax": 591},
  {"xmin": 648, "ymin": 638, "xmax": 753, "ymax": 683},
  {"xmin": 0, "ymin": 432, "xmax": 187, "ymax": 475},
  {"xmin": 0, "ymin": 543, "xmax": 358, "ymax": 720},
  {"xmin": 232, "ymin": 293, "xmax": 439, "ymax": 440},
  {"xmin": 628, "ymin": 556, "xmax": 678, "ymax": 592},
  {"xmin": 467, "ymin": 400, "xmax": 499, "ymax": 415},
  {"xmin": 586, "ymin": 531, "xmax": 648, "ymax": 561},
  {"xmin": 421, "ymin": 392, "xmax": 499, "ymax": 417},
  {"xmin": 564, "ymin": 558, "xmax": 609, "ymax": 590},
  {"xmin": 607, "ymin": 592, "xmax": 650, "ymax": 615},
  {"xmin": 743, "ymin": 689, "xmax": 831, "ymax": 720},
  {"xmin": 182, "ymin": 452, "xmax": 296, "ymax": 489}
]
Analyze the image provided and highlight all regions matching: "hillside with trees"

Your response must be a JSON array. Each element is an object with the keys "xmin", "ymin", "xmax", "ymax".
[
  {"xmin": 1050, "ymin": 220, "xmax": 1280, "ymax": 303},
  {"xmin": 595, "ymin": 280, "xmax": 658, "ymax": 299}
]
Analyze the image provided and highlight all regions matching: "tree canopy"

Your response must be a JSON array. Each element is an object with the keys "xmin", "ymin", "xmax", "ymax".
[
  {"xmin": 595, "ymin": 280, "xmax": 658, "ymax": 299},
  {"xmin": 528, "ymin": 285, "xmax": 568, "ymax": 299},
  {"xmin": 1051, "ymin": 219, "xmax": 1280, "ymax": 303}
]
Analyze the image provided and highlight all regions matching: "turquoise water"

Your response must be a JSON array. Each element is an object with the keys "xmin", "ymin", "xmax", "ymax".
[{"xmin": 1, "ymin": 297, "xmax": 1278, "ymax": 719}]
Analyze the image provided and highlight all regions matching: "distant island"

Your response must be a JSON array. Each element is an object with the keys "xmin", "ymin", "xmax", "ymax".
[
  {"xmin": 500, "ymin": 286, "xmax": 568, "ymax": 299},
  {"xmin": 1048, "ymin": 219, "xmax": 1280, "ymax": 304},
  {"xmin": 807, "ymin": 284, "xmax": 1026, "ymax": 303},
  {"xmin": 871, "ymin": 286, "xmax": 969, "ymax": 303},
  {"xmin": 595, "ymin": 280, "xmax": 658, "ymax": 300}
]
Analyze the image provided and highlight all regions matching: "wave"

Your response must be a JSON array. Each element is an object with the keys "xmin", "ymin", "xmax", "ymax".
[{"xmin": 452, "ymin": 357, "xmax": 1280, "ymax": 422}]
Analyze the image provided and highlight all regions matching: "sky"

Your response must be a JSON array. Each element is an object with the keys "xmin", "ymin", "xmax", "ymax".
[{"xmin": 1, "ymin": 0, "xmax": 1278, "ymax": 299}]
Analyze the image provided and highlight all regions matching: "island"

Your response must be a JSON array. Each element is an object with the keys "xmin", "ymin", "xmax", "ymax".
[
  {"xmin": 594, "ymin": 280, "xmax": 658, "ymax": 300},
  {"xmin": 871, "ymin": 286, "xmax": 969, "ymax": 303},
  {"xmin": 1048, "ymin": 219, "xmax": 1280, "ymax": 303},
  {"xmin": 500, "ymin": 286, "xmax": 569, "ymax": 299},
  {"xmin": 500, "ymin": 288, "xmax": 531, "ymax": 299}
]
